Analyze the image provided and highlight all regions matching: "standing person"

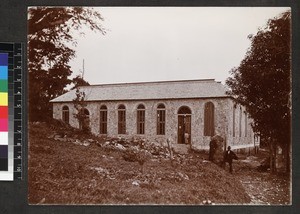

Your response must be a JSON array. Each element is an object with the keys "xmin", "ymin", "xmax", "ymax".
[
  {"xmin": 223, "ymin": 146, "xmax": 238, "ymax": 173},
  {"xmin": 184, "ymin": 132, "xmax": 189, "ymax": 145}
]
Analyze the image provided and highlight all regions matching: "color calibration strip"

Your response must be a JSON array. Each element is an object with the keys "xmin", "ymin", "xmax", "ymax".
[
  {"xmin": 0, "ymin": 52, "xmax": 10, "ymax": 179},
  {"xmin": 0, "ymin": 43, "xmax": 23, "ymax": 180}
]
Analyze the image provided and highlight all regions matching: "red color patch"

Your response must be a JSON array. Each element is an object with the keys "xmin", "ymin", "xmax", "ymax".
[{"xmin": 0, "ymin": 106, "xmax": 8, "ymax": 118}]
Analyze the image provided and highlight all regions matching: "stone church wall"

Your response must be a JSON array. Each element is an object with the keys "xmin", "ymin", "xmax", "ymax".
[{"xmin": 52, "ymin": 97, "xmax": 254, "ymax": 150}]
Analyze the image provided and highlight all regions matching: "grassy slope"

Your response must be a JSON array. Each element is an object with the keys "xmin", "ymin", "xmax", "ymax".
[{"xmin": 28, "ymin": 122, "xmax": 251, "ymax": 205}]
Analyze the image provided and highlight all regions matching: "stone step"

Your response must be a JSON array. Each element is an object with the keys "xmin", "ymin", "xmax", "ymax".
[{"xmin": 172, "ymin": 144, "xmax": 189, "ymax": 155}]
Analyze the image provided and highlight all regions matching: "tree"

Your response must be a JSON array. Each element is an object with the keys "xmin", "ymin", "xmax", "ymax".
[
  {"xmin": 72, "ymin": 87, "xmax": 90, "ymax": 133},
  {"xmin": 71, "ymin": 74, "xmax": 90, "ymax": 89},
  {"xmin": 226, "ymin": 11, "xmax": 291, "ymax": 173},
  {"xmin": 28, "ymin": 7, "xmax": 105, "ymax": 121},
  {"xmin": 72, "ymin": 75, "xmax": 90, "ymax": 132}
]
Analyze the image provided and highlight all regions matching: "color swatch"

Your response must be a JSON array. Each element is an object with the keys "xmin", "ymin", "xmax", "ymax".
[
  {"xmin": 0, "ymin": 42, "xmax": 22, "ymax": 181},
  {"xmin": 0, "ymin": 53, "xmax": 8, "ymax": 171}
]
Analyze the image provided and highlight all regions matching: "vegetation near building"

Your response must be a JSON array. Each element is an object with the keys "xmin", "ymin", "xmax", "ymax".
[
  {"xmin": 226, "ymin": 11, "xmax": 291, "ymax": 173},
  {"xmin": 28, "ymin": 7, "xmax": 105, "ymax": 121}
]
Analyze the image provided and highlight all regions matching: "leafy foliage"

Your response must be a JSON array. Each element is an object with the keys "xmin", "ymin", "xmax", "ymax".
[
  {"xmin": 28, "ymin": 7, "xmax": 105, "ymax": 121},
  {"xmin": 71, "ymin": 75, "xmax": 90, "ymax": 89},
  {"xmin": 226, "ymin": 11, "xmax": 291, "ymax": 171},
  {"xmin": 72, "ymin": 88, "xmax": 90, "ymax": 133}
]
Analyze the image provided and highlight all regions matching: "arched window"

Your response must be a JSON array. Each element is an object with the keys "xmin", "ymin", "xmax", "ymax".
[
  {"xmin": 157, "ymin": 104, "xmax": 166, "ymax": 135},
  {"xmin": 100, "ymin": 105, "xmax": 107, "ymax": 134},
  {"xmin": 62, "ymin": 106, "xmax": 69, "ymax": 124},
  {"xmin": 204, "ymin": 102, "xmax": 215, "ymax": 136},
  {"xmin": 239, "ymin": 106, "xmax": 242, "ymax": 137},
  {"xmin": 79, "ymin": 108, "xmax": 90, "ymax": 130},
  {"xmin": 233, "ymin": 106, "xmax": 236, "ymax": 137},
  {"xmin": 137, "ymin": 104, "xmax": 145, "ymax": 134},
  {"xmin": 118, "ymin": 104, "xmax": 126, "ymax": 134}
]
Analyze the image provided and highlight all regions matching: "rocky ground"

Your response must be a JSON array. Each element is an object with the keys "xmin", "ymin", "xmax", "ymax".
[
  {"xmin": 234, "ymin": 154, "xmax": 290, "ymax": 205},
  {"xmin": 28, "ymin": 120, "xmax": 290, "ymax": 205}
]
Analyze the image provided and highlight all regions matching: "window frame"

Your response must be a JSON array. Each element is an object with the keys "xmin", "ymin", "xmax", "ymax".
[
  {"xmin": 204, "ymin": 102, "xmax": 215, "ymax": 137},
  {"xmin": 62, "ymin": 105, "xmax": 69, "ymax": 124},
  {"xmin": 157, "ymin": 104, "xmax": 166, "ymax": 135},
  {"xmin": 118, "ymin": 105, "xmax": 126, "ymax": 134},
  {"xmin": 99, "ymin": 105, "xmax": 108, "ymax": 134},
  {"xmin": 137, "ymin": 104, "xmax": 145, "ymax": 135},
  {"xmin": 239, "ymin": 106, "xmax": 242, "ymax": 137},
  {"xmin": 233, "ymin": 106, "xmax": 236, "ymax": 137}
]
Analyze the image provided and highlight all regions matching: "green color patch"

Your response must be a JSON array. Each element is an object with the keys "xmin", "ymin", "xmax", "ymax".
[{"xmin": 0, "ymin": 80, "xmax": 8, "ymax": 92}]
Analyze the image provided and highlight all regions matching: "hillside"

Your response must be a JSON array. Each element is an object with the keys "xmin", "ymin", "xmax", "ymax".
[{"xmin": 28, "ymin": 120, "xmax": 289, "ymax": 205}]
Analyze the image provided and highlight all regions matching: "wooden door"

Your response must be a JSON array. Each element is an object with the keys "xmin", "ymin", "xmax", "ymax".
[{"xmin": 178, "ymin": 115, "xmax": 191, "ymax": 144}]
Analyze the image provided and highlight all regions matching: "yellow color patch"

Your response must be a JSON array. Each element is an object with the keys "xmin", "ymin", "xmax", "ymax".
[{"xmin": 0, "ymin": 92, "xmax": 8, "ymax": 106}]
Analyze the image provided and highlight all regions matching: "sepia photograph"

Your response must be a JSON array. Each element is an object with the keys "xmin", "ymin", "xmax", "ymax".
[{"xmin": 27, "ymin": 7, "xmax": 291, "ymax": 205}]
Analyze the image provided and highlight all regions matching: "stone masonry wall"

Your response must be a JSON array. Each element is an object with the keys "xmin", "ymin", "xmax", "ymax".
[
  {"xmin": 225, "ymin": 101, "xmax": 255, "ymax": 150},
  {"xmin": 52, "ymin": 97, "xmax": 255, "ymax": 150}
]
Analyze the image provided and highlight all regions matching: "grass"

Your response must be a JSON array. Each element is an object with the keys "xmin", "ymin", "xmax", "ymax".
[{"xmin": 28, "ymin": 121, "xmax": 289, "ymax": 205}]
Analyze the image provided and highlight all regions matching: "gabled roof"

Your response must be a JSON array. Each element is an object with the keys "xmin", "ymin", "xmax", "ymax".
[{"xmin": 50, "ymin": 79, "xmax": 230, "ymax": 103}]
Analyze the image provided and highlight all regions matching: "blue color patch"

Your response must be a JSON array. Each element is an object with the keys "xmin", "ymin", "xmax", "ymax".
[
  {"xmin": 0, "ymin": 53, "xmax": 8, "ymax": 66},
  {"xmin": 0, "ymin": 66, "xmax": 8, "ymax": 79}
]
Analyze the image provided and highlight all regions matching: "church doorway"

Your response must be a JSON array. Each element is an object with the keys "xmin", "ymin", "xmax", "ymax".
[{"xmin": 177, "ymin": 106, "xmax": 191, "ymax": 144}]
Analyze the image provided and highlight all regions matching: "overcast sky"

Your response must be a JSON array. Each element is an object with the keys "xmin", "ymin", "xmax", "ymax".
[{"xmin": 69, "ymin": 7, "xmax": 289, "ymax": 85}]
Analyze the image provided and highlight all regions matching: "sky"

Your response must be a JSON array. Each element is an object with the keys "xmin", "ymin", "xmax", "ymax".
[{"xmin": 68, "ymin": 7, "xmax": 289, "ymax": 85}]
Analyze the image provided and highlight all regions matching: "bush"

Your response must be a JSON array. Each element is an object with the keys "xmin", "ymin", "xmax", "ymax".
[{"xmin": 122, "ymin": 147, "xmax": 152, "ymax": 173}]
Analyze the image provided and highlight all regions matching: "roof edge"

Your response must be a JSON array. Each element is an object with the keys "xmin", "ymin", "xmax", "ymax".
[
  {"xmin": 50, "ymin": 95, "xmax": 232, "ymax": 103},
  {"xmin": 76, "ymin": 78, "xmax": 217, "ymax": 88}
]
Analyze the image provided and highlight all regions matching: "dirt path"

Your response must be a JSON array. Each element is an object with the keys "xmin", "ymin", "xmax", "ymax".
[{"xmin": 234, "ymin": 156, "xmax": 290, "ymax": 205}]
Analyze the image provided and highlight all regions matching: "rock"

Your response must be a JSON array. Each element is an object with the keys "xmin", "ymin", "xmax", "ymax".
[
  {"xmin": 56, "ymin": 137, "xmax": 67, "ymax": 142},
  {"xmin": 177, "ymin": 172, "xmax": 189, "ymax": 180},
  {"xmin": 203, "ymin": 199, "xmax": 212, "ymax": 205},
  {"xmin": 74, "ymin": 139, "xmax": 82, "ymax": 145},
  {"xmin": 115, "ymin": 143, "xmax": 126, "ymax": 151},
  {"xmin": 210, "ymin": 135, "xmax": 225, "ymax": 163},
  {"xmin": 92, "ymin": 167, "xmax": 109, "ymax": 176},
  {"xmin": 83, "ymin": 141, "xmax": 90, "ymax": 147},
  {"xmin": 103, "ymin": 141, "xmax": 111, "ymax": 147},
  {"xmin": 54, "ymin": 134, "xmax": 61, "ymax": 139},
  {"xmin": 132, "ymin": 180, "xmax": 140, "ymax": 186},
  {"xmin": 48, "ymin": 134, "xmax": 55, "ymax": 139}
]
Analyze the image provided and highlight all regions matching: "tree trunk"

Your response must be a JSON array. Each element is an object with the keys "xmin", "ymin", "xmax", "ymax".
[
  {"xmin": 269, "ymin": 142, "xmax": 277, "ymax": 174},
  {"xmin": 167, "ymin": 138, "xmax": 174, "ymax": 166}
]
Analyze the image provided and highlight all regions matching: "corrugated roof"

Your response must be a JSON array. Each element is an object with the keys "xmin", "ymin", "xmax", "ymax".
[{"xmin": 50, "ymin": 79, "xmax": 230, "ymax": 102}]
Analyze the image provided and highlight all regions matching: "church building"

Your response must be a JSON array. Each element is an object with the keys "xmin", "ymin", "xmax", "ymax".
[{"xmin": 50, "ymin": 79, "xmax": 257, "ymax": 151}]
